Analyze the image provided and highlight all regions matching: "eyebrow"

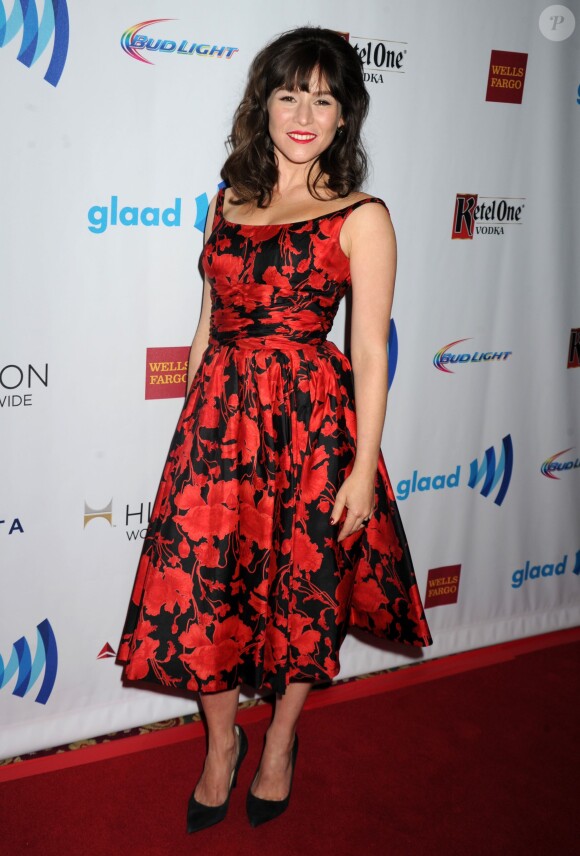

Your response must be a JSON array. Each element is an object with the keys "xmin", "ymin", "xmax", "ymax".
[{"xmin": 276, "ymin": 86, "xmax": 335, "ymax": 97}]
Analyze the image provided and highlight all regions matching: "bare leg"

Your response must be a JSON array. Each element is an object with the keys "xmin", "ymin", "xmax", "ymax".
[
  {"xmin": 194, "ymin": 686, "xmax": 241, "ymax": 806},
  {"xmin": 251, "ymin": 682, "xmax": 311, "ymax": 800}
]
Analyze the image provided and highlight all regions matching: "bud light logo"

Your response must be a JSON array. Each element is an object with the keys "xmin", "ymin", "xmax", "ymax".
[
  {"xmin": 0, "ymin": 0, "xmax": 69, "ymax": 87},
  {"xmin": 0, "ymin": 619, "xmax": 58, "ymax": 704},
  {"xmin": 468, "ymin": 435, "xmax": 513, "ymax": 506},
  {"xmin": 433, "ymin": 338, "xmax": 512, "ymax": 373},
  {"xmin": 397, "ymin": 435, "xmax": 513, "ymax": 506},
  {"xmin": 540, "ymin": 447, "xmax": 580, "ymax": 479},
  {"xmin": 121, "ymin": 19, "xmax": 239, "ymax": 65}
]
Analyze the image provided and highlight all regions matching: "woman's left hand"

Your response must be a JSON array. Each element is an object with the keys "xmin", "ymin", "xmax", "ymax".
[{"xmin": 330, "ymin": 470, "xmax": 376, "ymax": 543}]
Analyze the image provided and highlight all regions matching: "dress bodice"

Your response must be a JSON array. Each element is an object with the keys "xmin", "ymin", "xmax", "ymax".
[{"xmin": 202, "ymin": 189, "xmax": 388, "ymax": 345}]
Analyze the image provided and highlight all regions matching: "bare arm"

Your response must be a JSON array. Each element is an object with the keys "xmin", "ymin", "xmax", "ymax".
[
  {"xmin": 330, "ymin": 202, "xmax": 397, "ymax": 541},
  {"xmin": 186, "ymin": 194, "xmax": 218, "ymax": 391}
]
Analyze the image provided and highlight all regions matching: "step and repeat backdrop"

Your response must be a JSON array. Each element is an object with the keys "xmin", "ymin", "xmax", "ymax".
[{"xmin": 1, "ymin": 0, "xmax": 579, "ymax": 759}]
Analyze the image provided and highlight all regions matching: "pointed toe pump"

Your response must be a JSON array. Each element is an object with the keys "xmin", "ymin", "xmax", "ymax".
[
  {"xmin": 186, "ymin": 724, "xmax": 248, "ymax": 834},
  {"xmin": 246, "ymin": 734, "xmax": 299, "ymax": 828}
]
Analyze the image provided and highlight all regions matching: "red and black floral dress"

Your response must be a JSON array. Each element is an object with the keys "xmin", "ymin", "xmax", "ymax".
[{"xmin": 117, "ymin": 189, "xmax": 432, "ymax": 695}]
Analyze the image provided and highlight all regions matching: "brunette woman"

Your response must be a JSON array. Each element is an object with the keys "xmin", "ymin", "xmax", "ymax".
[{"xmin": 118, "ymin": 25, "xmax": 432, "ymax": 833}]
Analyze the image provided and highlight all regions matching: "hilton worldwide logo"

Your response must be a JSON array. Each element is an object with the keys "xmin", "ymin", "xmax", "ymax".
[{"xmin": 84, "ymin": 498, "xmax": 153, "ymax": 540}]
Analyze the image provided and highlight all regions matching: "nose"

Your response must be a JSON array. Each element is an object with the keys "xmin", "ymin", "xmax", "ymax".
[{"xmin": 296, "ymin": 97, "xmax": 313, "ymax": 125}]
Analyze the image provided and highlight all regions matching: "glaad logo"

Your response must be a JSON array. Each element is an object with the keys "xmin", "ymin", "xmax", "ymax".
[
  {"xmin": 452, "ymin": 194, "xmax": 526, "ymax": 238},
  {"xmin": 433, "ymin": 338, "xmax": 512, "ymax": 373},
  {"xmin": 84, "ymin": 499, "xmax": 113, "ymax": 527},
  {"xmin": 121, "ymin": 19, "xmax": 239, "ymax": 65},
  {"xmin": 0, "ymin": 619, "xmax": 58, "ymax": 705},
  {"xmin": 387, "ymin": 319, "xmax": 398, "ymax": 389},
  {"xmin": 0, "ymin": 362, "xmax": 48, "ymax": 408},
  {"xmin": 511, "ymin": 549, "xmax": 580, "ymax": 588},
  {"xmin": 540, "ymin": 448, "xmax": 580, "ymax": 479},
  {"xmin": 87, "ymin": 183, "xmax": 225, "ymax": 235},
  {"xmin": 568, "ymin": 328, "xmax": 580, "ymax": 368},
  {"xmin": 88, "ymin": 197, "xmax": 181, "ymax": 235},
  {"xmin": 396, "ymin": 435, "xmax": 513, "ymax": 506},
  {"xmin": 0, "ymin": 0, "xmax": 69, "ymax": 87},
  {"xmin": 194, "ymin": 181, "xmax": 227, "ymax": 232},
  {"xmin": 468, "ymin": 435, "xmax": 513, "ymax": 506}
]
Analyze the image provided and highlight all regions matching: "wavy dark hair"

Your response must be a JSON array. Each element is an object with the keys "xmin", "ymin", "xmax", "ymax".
[{"xmin": 221, "ymin": 27, "xmax": 370, "ymax": 206}]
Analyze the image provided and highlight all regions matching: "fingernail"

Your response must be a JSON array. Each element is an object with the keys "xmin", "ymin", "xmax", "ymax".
[{"xmin": 330, "ymin": 518, "xmax": 335, "ymax": 524}]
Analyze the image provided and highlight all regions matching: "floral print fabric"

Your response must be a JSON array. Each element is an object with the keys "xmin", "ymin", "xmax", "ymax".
[{"xmin": 118, "ymin": 190, "xmax": 432, "ymax": 695}]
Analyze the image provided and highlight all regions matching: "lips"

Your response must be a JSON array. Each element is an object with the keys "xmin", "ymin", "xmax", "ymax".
[{"xmin": 287, "ymin": 131, "xmax": 317, "ymax": 144}]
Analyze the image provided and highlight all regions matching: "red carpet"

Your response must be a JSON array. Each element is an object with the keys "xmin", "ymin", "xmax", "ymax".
[{"xmin": 1, "ymin": 634, "xmax": 579, "ymax": 856}]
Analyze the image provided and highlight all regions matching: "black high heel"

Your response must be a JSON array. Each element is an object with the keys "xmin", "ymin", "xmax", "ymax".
[
  {"xmin": 246, "ymin": 734, "xmax": 299, "ymax": 828},
  {"xmin": 187, "ymin": 724, "xmax": 248, "ymax": 834}
]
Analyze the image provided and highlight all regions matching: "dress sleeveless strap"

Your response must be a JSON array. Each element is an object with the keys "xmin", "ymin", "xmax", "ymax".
[
  {"xmin": 212, "ymin": 186, "xmax": 227, "ymax": 230},
  {"xmin": 343, "ymin": 196, "xmax": 389, "ymax": 218}
]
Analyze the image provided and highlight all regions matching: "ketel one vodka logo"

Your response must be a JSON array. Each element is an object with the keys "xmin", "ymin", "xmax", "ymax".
[
  {"xmin": 347, "ymin": 34, "xmax": 407, "ymax": 82},
  {"xmin": 451, "ymin": 194, "xmax": 525, "ymax": 238}
]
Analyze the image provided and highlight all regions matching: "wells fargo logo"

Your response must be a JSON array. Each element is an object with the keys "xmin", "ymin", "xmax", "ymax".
[
  {"xmin": 425, "ymin": 565, "xmax": 461, "ymax": 608},
  {"xmin": 146, "ymin": 346, "xmax": 189, "ymax": 399},
  {"xmin": 486, "ymin": 50, "xmax": 528, "ymax": 104}
]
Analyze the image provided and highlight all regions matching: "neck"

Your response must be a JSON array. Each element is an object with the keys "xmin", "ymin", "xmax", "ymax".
[{"xmin": 273, "ymin": 151, "xmax": 317, "ymax": 198}]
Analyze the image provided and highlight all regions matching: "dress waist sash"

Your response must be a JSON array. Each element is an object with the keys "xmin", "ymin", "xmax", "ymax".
[{"xmin": 209, "ymin": 327, "xmax": 328, "ymax": 350}]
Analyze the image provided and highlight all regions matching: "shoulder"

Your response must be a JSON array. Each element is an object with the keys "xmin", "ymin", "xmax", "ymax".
[{"xmin": 339, "ymin": 193, "xmax": 394, "ymax": 257}]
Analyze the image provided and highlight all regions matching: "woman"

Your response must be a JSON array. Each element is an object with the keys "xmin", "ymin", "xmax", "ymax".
[{"xmin": 117, "ymin": 26, "xmax": 432, "ymax": 833}]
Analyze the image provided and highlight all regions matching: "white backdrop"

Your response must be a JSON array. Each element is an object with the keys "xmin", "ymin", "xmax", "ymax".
[{"xmin": 1, "ymin": 0, "xmax": 579, "ymax": 760}]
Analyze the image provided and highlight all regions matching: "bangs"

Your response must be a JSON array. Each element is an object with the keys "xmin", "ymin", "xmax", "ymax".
[{"xmin": 268, "ymin": 47, "xmax": 342, "ymax": 98}]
